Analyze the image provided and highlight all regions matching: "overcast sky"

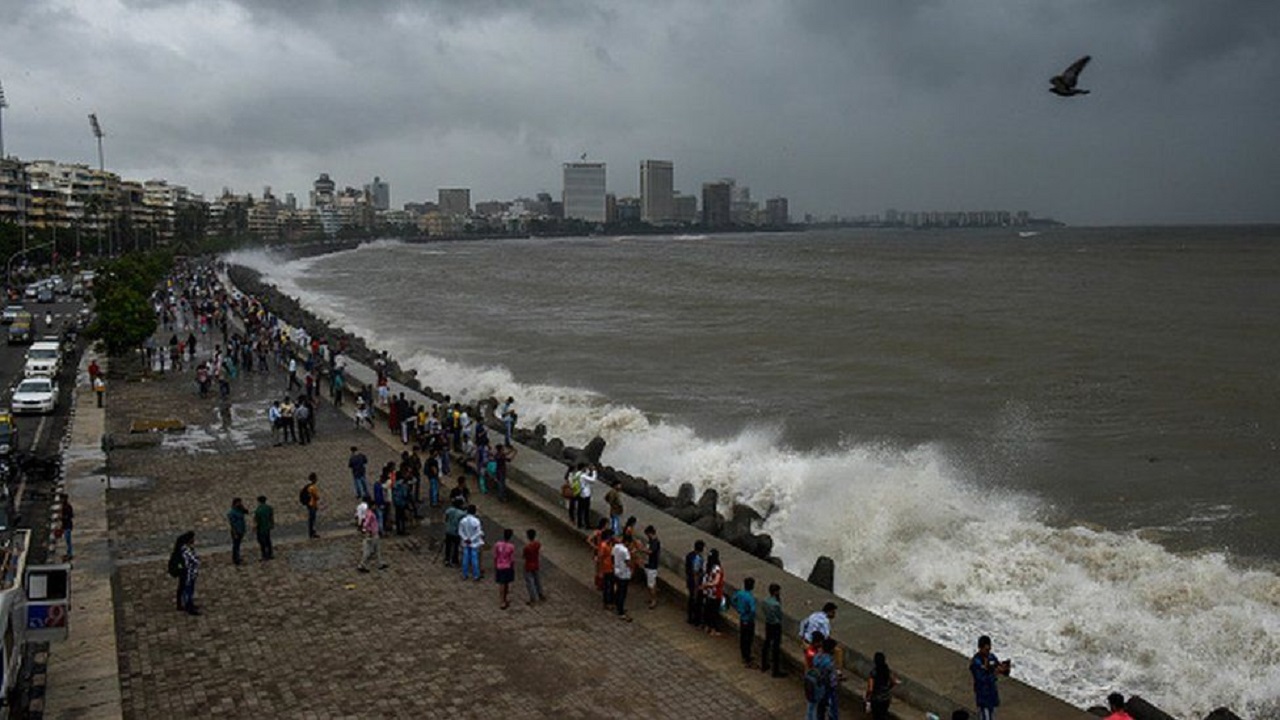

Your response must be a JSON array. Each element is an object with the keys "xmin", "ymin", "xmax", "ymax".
[{"xmin": 1, "ymin": 0, "xmax": 1277, "ymax": 225}]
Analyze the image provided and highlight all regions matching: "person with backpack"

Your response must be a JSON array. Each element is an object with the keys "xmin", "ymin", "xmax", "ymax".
[
  {"xmin": 168, "ymin": 531, "xmax": 200, "ymax": 615},
  {"xmin": 301, "ymin": 473, "xmax": 320, "ymax": 538},
  {"xmin": 865, "ymin": 651, "xmax": 899, "ymax": 720},
  {"xmin": 253, "ymin": 496, "xmax": 274, "ymax": 560},
  {"xmin": 805, "ymin": 637, "xmax": 838, "ymax": 720}
]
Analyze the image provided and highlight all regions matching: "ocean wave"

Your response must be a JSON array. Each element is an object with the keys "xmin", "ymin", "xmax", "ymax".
[{"xmin": 235, "ymin": 246, "xmax": 1280, "ymax": 719}]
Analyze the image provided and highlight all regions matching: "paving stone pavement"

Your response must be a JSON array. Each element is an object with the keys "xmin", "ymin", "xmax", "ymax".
[{"xmin": 106, "ymin": 358, "xmax": 784, "ymax": 719}]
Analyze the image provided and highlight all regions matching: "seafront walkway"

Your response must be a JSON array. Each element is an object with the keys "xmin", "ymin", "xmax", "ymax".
[{"xmin": 40, "ymin": 336, "xmax": 813, "ymax": 717}]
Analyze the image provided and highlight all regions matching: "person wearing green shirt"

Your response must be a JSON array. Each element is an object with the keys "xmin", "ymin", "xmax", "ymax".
[
  {"xmin": 226, "ymin": 497, "xmax": 248, "ymax": 566},
  {"xmin": 761, "ymin": 583, "xmax": 784, "ymax": 677},
  {"xmin": 253, "ymin": 495, "xmax": 275, "ymax": 561},
  {"xmin": 443, "ymin": 498, "xmax": 467, "ymax": 567}
]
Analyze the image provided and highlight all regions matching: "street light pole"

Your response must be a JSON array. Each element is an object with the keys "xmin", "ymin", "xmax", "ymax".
[
  {"xmin": 6, "ymin": 240, "xmax": 54, "ymax": 291},
  {"xmin": 0, "ymin": 79, "xmax": 8, "ymax": 159}
]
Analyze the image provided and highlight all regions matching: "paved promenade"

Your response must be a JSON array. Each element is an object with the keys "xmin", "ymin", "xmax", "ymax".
[{"xmin": 48, "ymin": 345, "xmax": 814, "ymax": 718}]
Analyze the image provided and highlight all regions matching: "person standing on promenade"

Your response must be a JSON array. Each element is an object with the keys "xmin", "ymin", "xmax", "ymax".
[
  {"xmin": 295, "ymin": 399, "xmax": 312, "ymax": 445},
  {"xmin": 611, "ymin": 533, "xmax": 633, "ymax": 622},
  {"xmin": 1102, "ymin": 693, "xmax": 1134, "ymax": 720},
  {"xmin": 173, "ymin": 531, "xmax": 200, "ymax": 615},
  {"xmin": 494, "ymin": 528, "xmax": 517, "ymax": 610},
  {"xmin": 970, "ymin": 635, "xmax": 1011, "ymax": 720},
  {"xmin": 563, "ymin": 464, "xmax": 583, "ymax": 526},
  {"xmin": 700, "ymin": 549, "xmax": 725, "ymax": 636},
  {"xmin": 459, "ymin": 504, "xmax": 485, "ymax": 581},
  {"xmin": 348, "ymin": 447, "xmax": 369, "ymax": 500},
  {"xmin": 522, "ymin": 528, "xmax": 546, "ymax": 605},
  {"xmin": 287, "ymin": 355, "xmax": 301, "ymax": 391},
  {"xmin": 356, "ymin": 499, "xmax": 387, "ymax": 573},
  {"xmin": 425, "ymin": 447, "xmax": 442, "ymax": 508},
  {"xmin": 93, "ymin": 375, "xmax": 106, "ymax": 407},
  {"xmin": 576, "ymin": 464, "xmax": 597, "ymax": 529},
  {"xmin": 443, "ymin": 498, "xmax": 466, "ymax": 568},
  {"xmin": 493, "ymin": 442, "xmax": 516, "ymax": 502},
  {"xmin": 280, "ymin": 397, "xmax": 296, "ymax": 443},
  {"xmin": 731, "ymin": 577, "xmax": 758, "ymax": 668},
  {"xmin": 604, "ymin": 481, "xmax": 624, "ymax": 536},
  {"xmin": 303, "ymin": 473, "xmax": 321, "ymax": 538},
  {"xmin": 268, "ymin": 401, "xmax": 282, "ymax": 446},
  {"xmin": 805, "ymin": 636, "xmax": 836, "ymax": 720},
  {"xmin": 801, "ymin": 602, "xmax": 838, "ymax": 646},
  {"xmin": 499, "ymin": 396, "xmax": 516, "ymax": 444},
  {"xmin": 58, "ymin": 493, "xmax": 74, "ymax": 560},
  {"xmin": 685, "ymin": 540, "xmax": 706, "ymax": 625},
  {"xmin": 865, "ymin": 651, "xmax": 899, "ymax": 720},
  {"xmin": 642, "ymin": 525, "xmax": 661, "ymax": 609},
  {"xmin": 597, "ymin": 529, "xmax": 617, "ymax": 610},
  {"xmin": 761, "ymin": 583, "xmax": 785, "ymax": 677},
  {"xmin": 226, "ymin": 497, "xmax": 248, "ymax": 566},
  {"xmin": 253, "ymin": 496, "xmax": 274, "ymax": 560}
]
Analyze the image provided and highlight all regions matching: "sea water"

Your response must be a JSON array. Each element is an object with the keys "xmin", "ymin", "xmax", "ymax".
[{"xmin": 229, "ymin": 226, "xmax": 1280, "ymax": 717}]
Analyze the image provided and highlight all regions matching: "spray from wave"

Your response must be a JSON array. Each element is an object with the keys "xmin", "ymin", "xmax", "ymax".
[{"xmin": 230, "ymin": 246, "xmax": 1280, "ymax": 718}]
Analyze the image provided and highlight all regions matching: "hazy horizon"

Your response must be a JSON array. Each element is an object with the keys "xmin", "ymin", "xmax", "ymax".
[{"xmin": 1, "ymin": 0, "xmax": 1277, "ymax": 226}]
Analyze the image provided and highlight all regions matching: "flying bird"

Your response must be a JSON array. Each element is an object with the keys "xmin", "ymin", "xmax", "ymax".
[{"xmin": 1049, "ymin": 55, "xmax": 1091, "ymax": 97}]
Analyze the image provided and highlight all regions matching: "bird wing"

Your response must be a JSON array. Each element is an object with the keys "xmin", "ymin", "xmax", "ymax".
[
  {"xmin": 1062, "ymin": 55, "xmax": 1091, "ymax": 86},
  {"xmin": 1050, "ymin": 76, "xmax": 1070, "ymax": 92}
]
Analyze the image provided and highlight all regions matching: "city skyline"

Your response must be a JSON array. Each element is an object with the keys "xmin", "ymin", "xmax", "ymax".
[{"xmin": 1, "ymin": 1, "xmax": 1277, "ymax": 226}]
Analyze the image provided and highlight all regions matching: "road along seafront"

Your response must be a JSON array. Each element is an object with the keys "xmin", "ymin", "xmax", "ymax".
[{"xmin": 226, "ymin": 263, "xmax": 1097, "ymax": 720}]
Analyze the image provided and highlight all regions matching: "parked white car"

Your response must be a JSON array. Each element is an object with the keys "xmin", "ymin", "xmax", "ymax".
[{"xmin": 11, "ymin": 377, "xmax": 57, "ymax": 414}]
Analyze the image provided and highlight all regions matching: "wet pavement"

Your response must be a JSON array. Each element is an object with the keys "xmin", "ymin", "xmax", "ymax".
[{"xmin": 104, "ymin": 353, "xmax": 780, "ymax": 719}]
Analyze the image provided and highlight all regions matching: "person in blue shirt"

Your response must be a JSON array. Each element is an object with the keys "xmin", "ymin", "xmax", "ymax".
[
  {"xmin": 970, "ymin": 635, "xmax": 1011, "ymax": 720},
  {"xmin": 731, "ymin": 576, "xmax": 759, "ymax": 668}
]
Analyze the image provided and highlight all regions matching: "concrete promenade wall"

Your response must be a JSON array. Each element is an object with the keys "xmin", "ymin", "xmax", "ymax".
[{"xmin": 321, "ymin": 348, "xmax": 1093, "ymax": 720}]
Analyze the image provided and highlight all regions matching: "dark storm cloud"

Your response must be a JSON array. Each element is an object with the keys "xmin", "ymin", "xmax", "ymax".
[{"xmin": 0, "ymin": 0, "xmax": 1276, "ymax": 223}]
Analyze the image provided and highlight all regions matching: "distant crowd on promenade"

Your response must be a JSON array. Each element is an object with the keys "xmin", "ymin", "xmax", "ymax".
[{"xmin": 151, "ymin": 259, "xmax": 1141, "ymax": 720}]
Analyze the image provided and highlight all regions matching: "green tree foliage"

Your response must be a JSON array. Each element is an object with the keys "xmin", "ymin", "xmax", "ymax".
[{"xmin": 87, "ymin": 250, "xmax": 172, "ymax": 356}]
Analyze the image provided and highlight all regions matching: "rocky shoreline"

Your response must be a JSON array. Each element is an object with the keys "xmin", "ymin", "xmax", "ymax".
[{"xmin": 226, "ymin": 263, "xmax": 791, "ymax": 572}]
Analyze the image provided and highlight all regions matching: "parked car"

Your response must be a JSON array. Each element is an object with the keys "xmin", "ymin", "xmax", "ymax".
[{"xmin": 11, "ymin": 377, "xmax": 57, "ymax": 414}]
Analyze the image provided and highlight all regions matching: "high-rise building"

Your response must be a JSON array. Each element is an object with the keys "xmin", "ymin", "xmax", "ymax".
[
  {"xmin": 0, "ymin": 158, "xmax": 29, "ymax": 228},
  {"xmin": 365, "ymin": 176, "xmax": 391, "ymax": 211},
  {"xmin": 765, "ymin": 197, "xmax": 789, "ymax": 227},
  {"xmin": 310, "ymin": 173, "xmax": 336, "ymax": 208},
  {"xmin": 673, "ymin": 192, "xmax": 697, "ymax": 224},
  {"xmin": 562, "ymin": 162, "xmax": 606, "ymax": 223},
  {"xmin": 438, "ymin": 188, "xmax": 471, "ymax": 217},
  {"xmin": 639, "ymin": 160, "xmax": 674, "ymax": 225},
  {"xmin": 701, "ymin": 181, "xmax": 732, "ymax": 228}
]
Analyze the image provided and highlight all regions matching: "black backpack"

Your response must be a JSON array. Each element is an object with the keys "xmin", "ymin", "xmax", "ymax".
[
  {"xmin": 167, "ymin": 548, "xmax": 184, "ymax": 578},
  {"xmin": 299, "ymin": 484, "xmax": 311, "ymax": 506}
]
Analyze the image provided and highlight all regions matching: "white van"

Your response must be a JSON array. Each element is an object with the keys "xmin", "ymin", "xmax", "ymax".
[{"xmin": 23, "ymin": 340, "xmax": 62, "ymax": 378}]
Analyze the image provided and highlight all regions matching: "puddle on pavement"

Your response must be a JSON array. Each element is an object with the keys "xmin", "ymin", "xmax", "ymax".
[
  {"xmin": 108, "ymin": 475, "xmax": 154, "ymax": 489},
  {"xmin": 161, "ymin": 400, "xmax": 267, "ymax": 453}
]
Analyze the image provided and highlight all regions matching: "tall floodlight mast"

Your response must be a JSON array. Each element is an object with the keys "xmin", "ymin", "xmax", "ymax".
[
  {"xmin": 0, "ymin": 80, "xmax": 9, "ymax": 158},
  {"xmin": 88, "ymin": 112, "xmax": 104, "ymax": 171}
]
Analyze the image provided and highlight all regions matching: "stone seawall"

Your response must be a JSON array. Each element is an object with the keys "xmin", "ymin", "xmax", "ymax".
[{"xmin": 226, "ymin": 259, "xmax": 1233, "ymax": 720}]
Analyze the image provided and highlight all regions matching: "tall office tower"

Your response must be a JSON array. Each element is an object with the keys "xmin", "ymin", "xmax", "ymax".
[
  {"xmin": 701, "ymin": 181, "xmax": 733, "ymax": 228},
  {"xmin": 562, "ymin": 162, "xmax": 607, "ymax": 223},
  {"xmin": 765, "ymin": 197, "xmax": 789, "ymax": 226},
  {"xmin": 366, "ymin": 176, "xmax": 391, "ymax": 210},
  {"xmin": 673, "ymin": 192, "xmax": 697, "ymax": 223},
  {"xmin": 310, "ymin": 173, "xmax": 336, "ymax": 207},
  {"xmin": 639, "ymin": 160, "xmax": 674, "ymax": 225},
  {"xmin": 438, "ymin": 188, "xmax": 472, "ymax": 217}
]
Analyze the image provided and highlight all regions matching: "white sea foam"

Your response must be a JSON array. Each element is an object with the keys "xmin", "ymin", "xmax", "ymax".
[{"xmin": 235, "ymin": 247, "xmax": 1280, "ymax": 719}]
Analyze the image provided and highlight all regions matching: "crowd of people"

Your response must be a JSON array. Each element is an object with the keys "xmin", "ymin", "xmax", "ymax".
[{"xmin": 151, "ymin": 260, "xmax": 1139, "ymax": 720}]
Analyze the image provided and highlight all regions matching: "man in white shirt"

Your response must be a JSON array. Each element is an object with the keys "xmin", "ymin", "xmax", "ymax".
[
  {"xmin": 458, "ymin": 505, "xmax": 485, "ymax": 581},
  {"xmin": 576, "ymin": 465, "xmax": 597, "ymax": 529},
  {"xmin": 611, "ymin": 538, "xmax": 633, "ymax": 622},
  {"xmin": 356, "ymin": 502, "xmax": 386, "ymax": 573},
  {"xmin": 800, "ymin": 602, "xmax": 838, "ymax": 643}
]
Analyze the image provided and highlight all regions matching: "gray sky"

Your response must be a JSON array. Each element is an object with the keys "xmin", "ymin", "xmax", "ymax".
[{"xmin": 1, "ymin": 0, "xmax": 1277, "ymax": 225}]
